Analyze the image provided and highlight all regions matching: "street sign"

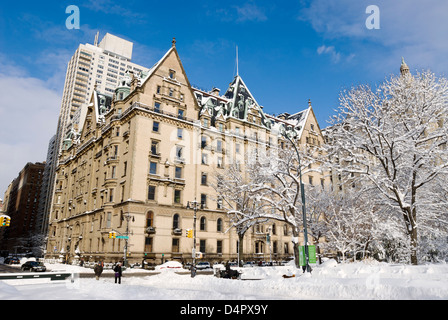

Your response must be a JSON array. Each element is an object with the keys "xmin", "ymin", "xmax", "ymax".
[{"xmin": 116, "ymin": 236, "xmax": 129, "ymax": 239}]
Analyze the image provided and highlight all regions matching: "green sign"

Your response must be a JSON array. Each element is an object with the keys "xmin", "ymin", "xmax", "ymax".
[
  {"xmin": 298, "ymin": 245, "xmax": 317, "ymax": 266},
  {"xmin": 116, "ymin": 236, "xmax": 129, "ymax": 239}
]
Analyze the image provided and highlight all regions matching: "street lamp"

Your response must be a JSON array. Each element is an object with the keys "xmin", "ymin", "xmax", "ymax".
[
  {"xmin": 282, "ymin": 130, "xmax": 311, "ymax": 273},
  {"xmin": 186, "ymin": 199, "xmax": 203, "ymax": 278},
  {"xmin": 123, "ymin": 212, "xmax": 134, "ymax": 268}
]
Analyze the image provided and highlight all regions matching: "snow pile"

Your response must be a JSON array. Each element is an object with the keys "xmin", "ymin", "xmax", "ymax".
[
  {"xmin": 1, "ymin": 260, "xmax": 447, "ymax": 300},
  {"xmin": 154, "ymin": 261, "xmax": 183, "ymax": 271}
]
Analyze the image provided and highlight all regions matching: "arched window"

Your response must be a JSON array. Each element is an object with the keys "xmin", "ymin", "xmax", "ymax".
[
  {"xmin": 217, "ymin": 218, "xmax": 223, "ymax": 232},
  {"xmin": 146, "ymin": 211, "xmax": 154, "ymax": 228},
  {"xmin": 200, "ymin": 216, "xmax": 206, "ymax": 231},
  {"xmin": 173, "ymin": 214, "xmax": 180, "ymax": 229}
]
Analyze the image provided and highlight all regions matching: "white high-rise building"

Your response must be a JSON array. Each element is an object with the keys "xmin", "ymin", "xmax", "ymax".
[
  {"xmin": 39, "ymin": 33, "xmax": 149, "ymax": 243},
  {"xmin": 58, "ymin": 33, "xmax": 149, "ymax": 142}
]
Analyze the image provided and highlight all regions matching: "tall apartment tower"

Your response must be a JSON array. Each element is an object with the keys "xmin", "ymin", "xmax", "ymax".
[
  {"xmin": 0, "ymin": 162, "xmax": 46, "ymax": 255},
  {"xmin": 57, "ymin": 32, "xmax": 149, "ymax": 149},
  {"xmin": 39, "ymin": 33, "xmax": 149, "ymax": 244}
]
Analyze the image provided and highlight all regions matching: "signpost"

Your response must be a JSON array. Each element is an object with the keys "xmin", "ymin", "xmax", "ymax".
[{"xmin": 299, "ymin": 245, "xmax": 317, "ymax": 266}]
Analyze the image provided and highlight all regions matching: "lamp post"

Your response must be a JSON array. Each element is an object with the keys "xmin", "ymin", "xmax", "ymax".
[
  {"xmin": 123, "ymin": 212, "xmax": 134, "ymax": 268},
  {"xmin": 283, "ymin": 131, "xmax": 311, "ymax": 273},
  {"xmin": 186, "ymin": 199, "xmax": 202, "ymax": 278}
]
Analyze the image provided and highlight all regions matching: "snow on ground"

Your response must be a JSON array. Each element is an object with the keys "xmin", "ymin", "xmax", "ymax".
[{"xmin": 1, "ymin": 258, "xmax": 448, "ymax": 300}]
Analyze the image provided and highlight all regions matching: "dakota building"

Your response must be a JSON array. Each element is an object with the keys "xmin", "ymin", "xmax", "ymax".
[{"xmin": 45, "ymin": 39, "xmax": 327, "ymax": 265}]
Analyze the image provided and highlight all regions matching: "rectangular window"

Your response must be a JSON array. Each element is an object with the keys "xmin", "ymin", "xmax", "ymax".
[
  {"xmin": 177, "ymin": 128, "xmax": 183, "ymax": 139},
  {"xmin": 200, "ymin": 193, "xmax": 207, "ymax": 208},
  {"xmin": 145, "ymin": 237, "xmax": 153, "ymax": 252},
  {"xmin": 106, "ymin": 212, "xmax": 112, "ymax": 228},
  {"xmin": 123, "ymin": 161, "xmax": 127, "ymax": 176},
  {"xmin": 216, "ymin": 140, "xmax": 222, "ymax": 152},
  {"xmin": 200, "ymin": 239, "xmax": 206, "ymax": 253},
  {"xmin": 172, "ymin": 239, "xmax": 180, "ymax": 253},
  {"xmin": 151, "ymin": 141, "xmax": 159, "ymax": 155},
  {"xmin": 178, "ymin": 109, "xmax": 184, "ymax": 120},
  {"xmin": 175, "ymin": 166, "xmax": 182, "ymax": 179},
  {"xmin": 176, "ymin": 146, "xmax": 183, "ymax": 159},
  {"xmin": 148, "ymin": 185, "xmax": 156, "ymax": 201},
  {"xmin": 201, "ymin": 153, "xmax": 208, "ymax": 165},
  {"xmin": 154, "ymin": 102, "xmax": 161, "ymax": 113},
  {"xmin": 153, "ymin": 121, "xmax": 159, "ymax": 132},
  {"xmin": 149, "ymin": 162, "xmax": 157, "ymax": 174},
  {"xmin": 174, "ymin": 189, "xmax": 181, "ymax": 204},
  {"xmin": 201, "ymin": 173, "xmax": 207, "ymax": 185},
  {"xmin": 109, "ymin": 188, "xmax": 114, "ymax": 202}
]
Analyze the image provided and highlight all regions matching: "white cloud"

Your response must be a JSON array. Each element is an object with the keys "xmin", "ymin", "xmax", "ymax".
[
  {"xmin": 207, "ymin": 1, "xmax": 268, "ymax": 23},
  {"xmin": 234, "ymin": 2, "xmax": 268, "ymax": 22},
  {"xmin": 317, "ymin": 45, "xmax": 340, "ymax": 63},
  {"xmin": 317, "ymin": 45, "xmax": 355, "ymax": 64},
  {"xmin": 0, "ymin": 61, "xmax": 61, "ymax": 194},
  {"xmin": 300, "ymin": 0, "xmax": 448, "ymax": 73}
]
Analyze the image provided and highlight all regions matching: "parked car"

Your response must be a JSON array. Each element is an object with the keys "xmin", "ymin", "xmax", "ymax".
[
  {"xmin": 21, "ymin": 261, "xmax": 47, "ymax": 272},
  {"xmin": 4, "ymin": 257, "xmax": 20, "ymax": 265},
  {"xmin": 196, "ymin": 262, "xmax": 211, "ymax": 270}
]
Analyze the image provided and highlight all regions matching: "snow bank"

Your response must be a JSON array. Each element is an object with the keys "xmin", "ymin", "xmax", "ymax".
[
  {"xmin": 1, "ymin": 260, "xmax": 447, "ymax": 300},
  {"xmin": 154, "ymin": 261, "xmax": 183, "ymax": 271}
]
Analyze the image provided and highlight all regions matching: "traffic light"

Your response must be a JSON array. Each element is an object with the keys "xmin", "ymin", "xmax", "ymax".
[
  {"xmin": 186, "ymin": 229, "xmax": 193, "ymax": 238},
  {"xmin": 109, "ymin": 231, "xmax": 117, "ymax": 239},
  {"xmin": 0, "ymin": 216, "xmax": 10, "ymax": 227}
]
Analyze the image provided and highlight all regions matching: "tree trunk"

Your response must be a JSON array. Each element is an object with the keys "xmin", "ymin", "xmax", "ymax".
[
  {"xmin": 410, "ymin": 224, "xmax": 418, "ymax": 265},
  {"xmin": 292, "ymin": 228, "xmax": 301, "ymax": 268},
  {"xmin": 238, "ymin": 233, "xmax": 244, "ymax": 267}
]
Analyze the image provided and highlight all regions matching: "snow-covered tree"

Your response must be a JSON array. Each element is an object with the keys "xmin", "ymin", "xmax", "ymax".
[
  {"xmin": 246, "ymin": 144, "xmax": 319, "ymax": 267},
  {"xmin": 211, "ymin": 162, "xmax": 270, "ymax": 265},
  {"xmin": 323, "ymin": 70, "xmax": 448, "ymax": 265}
]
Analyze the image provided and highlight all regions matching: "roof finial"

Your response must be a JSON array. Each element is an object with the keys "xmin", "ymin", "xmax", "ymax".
[
  {"xmin": 308, "ymin": 99, "xmax": 312, "ymax": 107},
  {"xmin": 236, "ymin": 45, "xmax": 239, "ymax": 76},
  {"xmin": 172, "ymin": 37, "xmax": 176, "ymax": 47}
]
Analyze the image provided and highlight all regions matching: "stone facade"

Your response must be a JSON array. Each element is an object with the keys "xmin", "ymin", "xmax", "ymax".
[{"xmin": 45, "ymin": 42, "xmax": 328, "ymax": 266}]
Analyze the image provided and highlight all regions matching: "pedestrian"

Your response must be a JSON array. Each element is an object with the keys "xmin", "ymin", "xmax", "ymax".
[
  {"xmin": 114, "ymin": 262, "xmax": 122, "ymax": 284},
  {"xmin": 94, "ymin": 261, "xmax": 103, "ymax": 280}
]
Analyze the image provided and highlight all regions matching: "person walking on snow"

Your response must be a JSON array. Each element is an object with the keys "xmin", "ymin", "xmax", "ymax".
[
  {"xmin": 94, "ymin": 261, "xmax": 103, "ymax": 280},
  {"xmin": 114, "ymin": 262, "xmax": 122, "ymax": 284}
]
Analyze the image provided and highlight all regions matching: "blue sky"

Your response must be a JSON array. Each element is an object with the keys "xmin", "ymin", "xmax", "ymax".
[{"xmin": 1, "ymin": 0, "xmax": 448, "ymax": 193}]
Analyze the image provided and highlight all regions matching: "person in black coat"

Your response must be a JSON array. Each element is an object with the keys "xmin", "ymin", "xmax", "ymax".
[{"xmin": 114, "ymin": 262, "xmax": 122, "ymax": 284}]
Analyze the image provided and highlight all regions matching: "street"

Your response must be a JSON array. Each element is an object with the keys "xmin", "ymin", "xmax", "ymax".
[{"xmin": 0, "ymin": 264, "xmax": 21, "ymax": 273}]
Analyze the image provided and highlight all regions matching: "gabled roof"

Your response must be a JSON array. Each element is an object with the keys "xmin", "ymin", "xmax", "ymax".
[
  {"xmin": 140, "ymin": 46, "xmax": 176, "ymax": 88},
  {"xmin": 223, "ymin": 75, "xmax": 264, "ymax": 121}
]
